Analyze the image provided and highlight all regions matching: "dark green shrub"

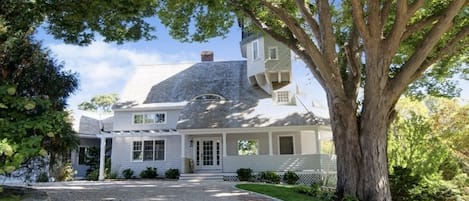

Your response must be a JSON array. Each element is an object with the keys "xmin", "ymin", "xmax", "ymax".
[
  {"xmin": 140, "ymin": 167, "xmax": 157, "ymax": 179},
  {"xmin": 259, "ymin": 171, "xmax": 281, "ymax": 184},
  {"xmin": 36, "ymin": 172, "xmax": 49, "ymax": 182},
  {"xmin": 165, "ymin": 168, "xmax": 180, "ymax": 179},
  {"xmin": 294, "ymin": 184, "xmax": 311, "ymax": 194},
  {"xmin": 86, "ymin": 169, "xmax": 99, "ymax": 181},
  {"xmin": 236, "ymin": 168, "xmax": 253, "ymax": 181},
  {"xmin": 283, "ymin": 171, "xmax": 299, "ymax": 185},
  {"xmin": 309, "ymin": 182, "xmax": 322, "ymax": 197},
  {"xmin": 122, "ymin": 168, "xmax": 134, "ymax": 179},
  {"xmin": 108, "ymin": 172, "xmax": 118, "ymax": 179}
]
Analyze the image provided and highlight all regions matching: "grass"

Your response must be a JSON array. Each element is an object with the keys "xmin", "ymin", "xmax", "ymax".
[
  {"xmin": 236, "ymin": 183, "xmax": 320, "ymax": 201},
  {"xmin": 0, "ymin": 195, "xmax": 21, "ymax": 201}
]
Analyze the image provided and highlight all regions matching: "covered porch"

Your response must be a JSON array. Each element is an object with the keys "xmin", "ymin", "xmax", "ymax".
[{"xmin": 179, "ymin": 125, "xmax": 334, "ymax": 174}]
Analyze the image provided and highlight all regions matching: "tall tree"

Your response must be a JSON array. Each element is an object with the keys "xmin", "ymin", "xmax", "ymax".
[
  {"xmin": 78, "ymin": 94, "xmax": 119, "ymax": 113},
  {"xmin": 154, "ymin": 1, "xmax": 467, "ymax": 200}
]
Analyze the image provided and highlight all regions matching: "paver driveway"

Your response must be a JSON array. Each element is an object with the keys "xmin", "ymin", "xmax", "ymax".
[{"xmin": 30, "ymin": 180, "xmax": 276, "ymax": 201}]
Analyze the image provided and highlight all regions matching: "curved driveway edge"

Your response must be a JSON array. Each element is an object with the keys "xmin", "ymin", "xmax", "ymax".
[{"xmin": 29, "ymin": 180, "xmax": 276, "ymax": 201}]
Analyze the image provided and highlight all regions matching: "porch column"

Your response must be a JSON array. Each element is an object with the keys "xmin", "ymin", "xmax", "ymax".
[
  {"xmin": 98, "ymin": 137, "xmax": 106, "ymax": 181},
  {"xmin": 222, "ymin": 132, "xmax": 227, "ymax": 157},
  {"xmin": 315, "ymin": 128, "xmax": 321, "ymax": 154},
  {"xmin": 268, "ymin": 131, "xmax": 273, "ymax": 155},
  {"xmin": 180, "ymin": 134, "xmax": 186, "ymax": 173}
]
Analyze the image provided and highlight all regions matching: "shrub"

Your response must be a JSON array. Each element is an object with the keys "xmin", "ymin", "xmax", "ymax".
[
  {"xmin": 283, "ymin": 171, "xmax": 299, "ymax": 185},
  {"xmin": 122, "ymin": 168, "xmax": 134, "ymax": 179},
  {"xmin": 259, "ymin": 171, "xmax": 280, "ymax": 184},
  {"xmin": 86, "ymin": 169, "xmax": 99, "ymax": 181},
  {"xmin": 140, "ymin": 167, "xmax": 158, "ymax": 179},
  {"xmin": 58, "ymin": 162, "xmax": 75, "ymax": 181},
  {"xmin": 236, "ymin": 168, "xmax": 253, "ymax": 181},
  {"xmin": 294, "ymin": 184, "xmax": 311, "ymax": 194},
  {"xmin": 36, "ymin": 172, "xmax": 49, "ymax": 182},
  {"xmin": 108, "ymin": 172, "xmax": 118, "ymax": 179},
  {"xmin": 165, "ymin": 168, "xmax": 180, "ymax": 179}
]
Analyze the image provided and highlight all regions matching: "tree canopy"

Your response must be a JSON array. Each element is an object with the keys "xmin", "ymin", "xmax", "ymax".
[
  {"xmin": 0, "ymin": 1, "xmax": 467, "ymax": 200},
  {"xmin": 78, "ymin": 94, "xmax": 119, "ymax": 113}
]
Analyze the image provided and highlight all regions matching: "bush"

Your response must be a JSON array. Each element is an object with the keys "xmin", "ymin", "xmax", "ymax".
[
  {"xmin": 122, "ymin": 168, "xmax": 134, "ymax": 179},
  {"xmin": 36, "ymin": 172, "xmax": 49, "ymax": 182},
  {"xmin": 294, "ymin": 184, "xmax": 311, "ymax": 194},
  {"xmin": 283, "ymin": 171, "xmax": 299, "ymax": 185},
  {"xmin": 86, "ymin": 169, "xmax": 99, "ymax": 181},
  {"xmin": 295, "ymin": 183, "xmax": 336, "ymax": 201},
  {"xmin": 108, "ymin": 172, "xmax": 118, "ymax": 179},
  {"xmin": 140, "ymin": 167, "xmax": 158, "ymax": 179},
  {"xmin": 259, "ymin": 171, "xmax": 280, "ymax": 184},
  {"xmin": 236, "ymin": 168, "xmax": 253, "ymax": 181},
  {"xmin": 165, "ymin": 168, "xmax": 180, "ymax": 179},
  {"xmin": 58, "ymin": 162, "xmax": 75, "ymax": 181}
]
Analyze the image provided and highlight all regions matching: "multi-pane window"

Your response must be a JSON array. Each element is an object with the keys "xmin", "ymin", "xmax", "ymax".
[
  {"xmin": 132, "ymin": 141, "xmax": 143, "ymax": 161},
  {"xmin": 132, "ymin": 140, "xmax": 165, "ymax": 161},
  {"xmin": 78, "ymin": 147, "xmax": 88, "ymax": 165},
  {"xmin": 268, "ymin": 47, "xmax": 278, "ymax": 60},
  {"xmin": 277, "ymin": 91, "xmax": 289, "ymax": 103},
  {"xmin": 133, "ymin": 112, "xmax": 166, "ymax": 124},
  {"xmin": 279, "ymin": 136, "xmax": 294, "ymax": 155},
  {"xmin": 252, "ymin": 40, "xmax": 259, "ymax": 60}
]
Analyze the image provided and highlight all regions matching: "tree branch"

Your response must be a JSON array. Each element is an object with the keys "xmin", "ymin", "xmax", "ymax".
[
  {"xmin": 317, "ymin": 0, "xmax": 338, "ymax": 65},
  {"xmin": 295, "ymin": 0, "xmax": 321, "ymax": 40},
  {"xmin": 411, "ymin": 27, "xmax": 469, "ymax": 82},
  {"xmin": 350, "ymin": 0, "xmax": 370, "ymax": 43},
  {"xmin": 387, "ymin": 0, "xmax": 466, "ymax": 100},
  {"xmin": 367, "ymin": 0, "xmax": 381, "ymax": 39},
  {"xmin": 401, "ymin": 15, "xmax": 439, "ymax": 41},
  {"xmin": 259, "ymin": 0, "xmax": 345, "ymax": 97},
  {"xmin": 344, "ymin": 25, "xmax": 362, "ymax": 98},
  {"xmin": 380, "ymin": 0, "xmax": 392, "ymax": 29}
]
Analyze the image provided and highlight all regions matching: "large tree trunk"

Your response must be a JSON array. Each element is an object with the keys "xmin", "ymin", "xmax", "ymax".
[{"xmin": 330, "ymin": 94, "xmax": 393, "ymax": 201}]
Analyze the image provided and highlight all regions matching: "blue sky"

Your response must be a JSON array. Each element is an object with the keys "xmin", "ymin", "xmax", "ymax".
[{"xmin": 35, "ymin": 20, "xmax": 468, "ymax": 120}]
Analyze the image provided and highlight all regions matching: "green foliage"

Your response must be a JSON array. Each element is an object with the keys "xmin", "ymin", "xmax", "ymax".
[
  {"xmin": 36, "ymin": 172, "xmax": 48, "ymax": 182},
  {"xmin": 236, "ymin": 168, "xmax": 252, "ymax": 181},
  {"xmin": 78, "ymin": 94, "xmax": 119, "ymax": 113},
  {"xmin": 164, "ymin": 168, "xmax": 180, "ymax": 179},
  {"xmin": 139, "ymin": 167, "xmax": 157, "ymax": 179},
  {"xmin": 108, "ymin": 172, "xmax": 118, "ymax": 179},
  {"xmin": 56, "ymin": 162, "xmax": 74, "ymax": 182},
  {"xmin": 86, "ymin": 169, "xmax": 99, "ymax": 181},
  {"xmin": 294, "ymin": 183, "xmax": 336, "ymax": 201},
  {"xmin": 122, "ymin": 168, "xmax": 134, "ymax": 179},
  {"xmin": 83, "ymin": 146, "xmax": 100, "ymax": 175},
  {"xmin": 282, "ymin": 171, "xmax": 299, "ymax": 185},
  {"xmin": 258, "ymin": 171, "xmax": 280, "ymax": 184},
  {"xmin": 237, "ymin": 183, "xmax": 318, "ymax": 201}
]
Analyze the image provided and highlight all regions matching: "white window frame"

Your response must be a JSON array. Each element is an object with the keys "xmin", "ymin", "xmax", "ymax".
[
  {"xmin": 237, "ymin": 139, "xmax": 259, "ymax": 156},
  {"xmin": 252, "ymin": 40, "xmax": 259, "ymax": 60},
  {"xmin": 132, "ymin": 112, "xmax": 167, "ymax": 125},
  {"xmin": 131, "ymin": 139, "xmax": 166, "ymax": 162},
  {"xmin": 268, "ymin": 46, "xmax": 278, "ymax": 60},
  {"xmin": 276, "ymin": 91, "xmax": 290, "ymax": 103},
  {"xmin": 278, "ymin": 135, "xmax": 295, "ymax": 155}
]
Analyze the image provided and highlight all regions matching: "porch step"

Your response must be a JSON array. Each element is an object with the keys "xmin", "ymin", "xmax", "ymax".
[{"xmin": 179, "ymin": 173, "xmax": 224, "ymax": 182}]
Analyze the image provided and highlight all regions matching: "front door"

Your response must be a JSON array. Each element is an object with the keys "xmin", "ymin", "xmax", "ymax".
[{"xmin": 193, "ymin": 137, "xmax": 221, "ymax": 170}]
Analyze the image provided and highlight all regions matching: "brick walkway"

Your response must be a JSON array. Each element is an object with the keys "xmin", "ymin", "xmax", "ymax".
[{"xmin": 28, "ymin": 180, "xmax": 278, "ymax": 201}]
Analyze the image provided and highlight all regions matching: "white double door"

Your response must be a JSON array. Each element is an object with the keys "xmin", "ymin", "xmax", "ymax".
[{"xmin": 193, "ymin": 137, "xmax": 222, "ymax": 170}]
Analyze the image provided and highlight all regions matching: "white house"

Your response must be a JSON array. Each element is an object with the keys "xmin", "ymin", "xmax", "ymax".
[{"xmin": 73, "ymin": 32, "xmax": 335, "ymax": 180}]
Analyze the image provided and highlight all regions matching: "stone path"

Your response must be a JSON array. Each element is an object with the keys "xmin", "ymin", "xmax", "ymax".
[{"xmin": 28, "ymin": 180, "xmax": 277, "ymax": 201}]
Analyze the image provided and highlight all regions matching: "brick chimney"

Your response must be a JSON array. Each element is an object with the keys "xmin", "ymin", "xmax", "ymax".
[{"xmin": 201, "ymin": 51, "xmax": 214, "ymax": 62}]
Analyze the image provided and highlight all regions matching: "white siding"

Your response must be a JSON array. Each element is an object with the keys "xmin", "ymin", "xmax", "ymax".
[
  {"xmin": 301, "ymin": 131, "xmax": 317, "ymax": 154},
  {"xmin": 113, "ymin": 109, "xmax": 181, "ymax": 130},
  {"xmin": 272, "ymin": 131, "xmax": 301, "ymax": 155},
  {"xmin": 246, "ymin": 38, "xmax": 266, "ymax": 77},
  {"xmin": 111, "ymin": 135, "xmax": 181, "ymax": 177}
]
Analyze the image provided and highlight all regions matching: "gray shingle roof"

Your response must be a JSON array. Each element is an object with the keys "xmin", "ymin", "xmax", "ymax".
[{"xmin": 137, "ymin": 60, "xmax": 327, "ymax": 129}]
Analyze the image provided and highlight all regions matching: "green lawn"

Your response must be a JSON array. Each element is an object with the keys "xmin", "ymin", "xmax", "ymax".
[
  {"xmin": 0, "ymin": 195, "xmax": 21, "ymax": 201},
  {"xmin": 236, "ymin": 183, "xmax": 319, "ymax": 201}
]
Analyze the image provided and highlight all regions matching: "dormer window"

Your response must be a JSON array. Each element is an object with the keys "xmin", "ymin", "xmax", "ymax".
[
  {"xmin": 277, "ymin": 91, "xmax": 290, "ymax": 103},
  {"xmin": 193, "ymin": 94, "xmax": 225, "ymax": 101},
  {"xmin": 252, "ymin": 40, "xmax": 259, "ymax": 60},
  {"xmin": 268, "ymin": 47, "xmax": 278, "ymax": 60}
]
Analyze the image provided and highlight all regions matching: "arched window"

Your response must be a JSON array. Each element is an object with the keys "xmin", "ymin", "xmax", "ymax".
[{"xmin": 192, "ymin": 94, "xmax": 225, "ymax": 101}]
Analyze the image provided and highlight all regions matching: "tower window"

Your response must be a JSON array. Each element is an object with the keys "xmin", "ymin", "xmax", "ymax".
[
  {"xmin": 277, "ymin": 91, "xmax": 289, "ymax": 103},
  {"xmin": 252, "ymin": 40, "xmax": 259, "ymax": 60},
  {"xmin": 268, "ymin": 47, "xmax": 278, "ymax": 60}
]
